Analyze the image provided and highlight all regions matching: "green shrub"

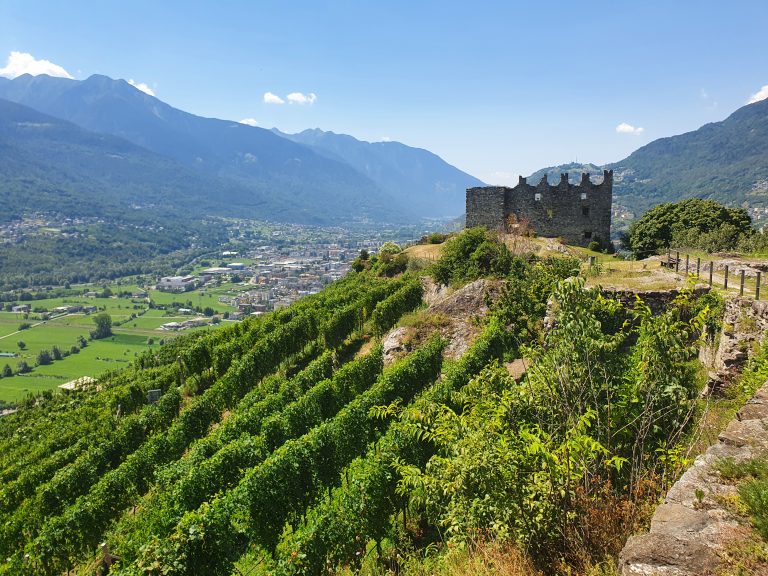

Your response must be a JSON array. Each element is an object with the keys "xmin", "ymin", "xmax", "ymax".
[{"xmin": 432, "ymin": 227, "xmax": 513, "ymax": 285}]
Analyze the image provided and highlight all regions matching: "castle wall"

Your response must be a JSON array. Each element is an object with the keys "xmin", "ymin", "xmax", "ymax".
[
  {"xmin": 465, "ymin": 186, "xmax": 505, "ymax": 229},
  {"xmin": 466, "ymin": 170, "xmax": 612, "ymax": 247}
]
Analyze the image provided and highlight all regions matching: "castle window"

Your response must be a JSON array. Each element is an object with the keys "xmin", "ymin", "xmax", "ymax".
[
  {"xmin": 583, "ymin": 231, "xmax": 592, "ymax": 239},
  {"xmin": 582, "ymin": 206, "xmax": 589, "ymax": 216},
  {"xmin": 534, "ymin": 193, "xmax": 542, "ymax": 201},
  {"xmin": 581, "ymin": 192, "xmax": 587, "ymax": 200}
]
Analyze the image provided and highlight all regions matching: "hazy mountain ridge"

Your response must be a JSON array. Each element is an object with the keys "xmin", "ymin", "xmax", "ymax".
[
  {"xmin": 526, "ymin": 162, "xmax": 606, "ymax": 185},
  {"xmin": 273, "ymin": 128, "xmax": 484, "ymax": 218},
  {"xmin": 0, "ymin": 74, "xmax": 482, "ymax": 223},
  {"xmin": 0, "ymin": 74, "xmax": 405, "ymax": 224},
  {"xmin": 0, "ymin": 97, "xmax": 264, "ymax": 223}
]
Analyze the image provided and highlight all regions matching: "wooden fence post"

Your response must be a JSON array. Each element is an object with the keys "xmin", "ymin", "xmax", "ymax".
[
  {"xmin": 685, "ymin": 254, "xmax": 689, "ymax": 276},
  {"xmin": 724, "ymin": 265, "xmax": 729, "ymax": 289},
  {"xmin": 757, "ymin": 271, "xmax": 762, "ymax": 301},
  {"xmin": 675, "ymin": 251, "xmax": 680, "ymax": 273},
  {"xmin": 740, "ymin": 270, "xmax": 745, "ymax": 296},
  {"xmin": 697, "ymin": 257, "xmax": 701, "ymax": 277},
  {"xmin": 709, "ymin": 262, "xmax": 713, "ymax": 286}
]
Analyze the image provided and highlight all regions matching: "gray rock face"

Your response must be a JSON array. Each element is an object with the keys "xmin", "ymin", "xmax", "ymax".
[
  {"xmin": 706, "ymin": 298, "xmax": 768, "ymax": 393},
  {"xmin": 381, "ymin": 278, "xmax": 503, "ymax": 365},
  {"xmin": 619, "ymin": 381, "xmax": 768, "ymax": 576}
]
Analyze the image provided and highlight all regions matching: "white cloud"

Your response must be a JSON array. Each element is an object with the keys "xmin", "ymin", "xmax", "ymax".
[
  {"xmin": 379, "ymin": 136, "xmax": 391, "ymax": 142},
  {"xmin": 0, "ymin": 51, "xmax": 73, "ymax": 79},
  {"xmin": 239, "ymin": 118, "xmax": 259, "ymax": 127},
  {"xmin": 127, "ymin": 79, "xmax": 155, "ymax": 96},
  {"xmin": 616, "ymin": 122, "xmax": 645, "ymax": 135},
  {"xmin": 263, "ymin": 92, "xmax": 285, "ymax": 104},
  {"xmin": 286, "ymin": 92, "xmax": 317, "ymax": 105},
  {"xmin": 748, "ymin": 84, "xmax": 768, "ymax": 104}
]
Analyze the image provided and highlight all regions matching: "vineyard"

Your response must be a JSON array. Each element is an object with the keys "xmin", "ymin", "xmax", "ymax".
[{"xmin": 0, "ymin": 229, "xmax": 721, "ymax": 575}]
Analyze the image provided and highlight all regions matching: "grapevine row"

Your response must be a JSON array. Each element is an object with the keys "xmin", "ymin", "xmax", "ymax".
[
  {"xmin": 127, "ymin": 337, "xmax": 444, "ymax": 576},
  {"xmin": 16, "ymin": 310, "xmax": 322, "ymax": 573},
  {"xmin": 273, "ymin": 322, "xmax": 506, "ymax": 574},
  {"xmin": 110, "ymin": 347, "xmax": 383, "ymax": 565}
]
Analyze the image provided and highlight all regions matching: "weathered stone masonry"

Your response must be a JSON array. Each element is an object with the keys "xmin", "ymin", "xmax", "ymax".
[{"xmin": 466, "ymin": 170, "xmax": 613, "ymax": 247}]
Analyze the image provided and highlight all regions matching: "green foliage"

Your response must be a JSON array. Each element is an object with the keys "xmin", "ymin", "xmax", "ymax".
[
  {"xmin": 627, "ymin": 198, "xmax": 753, "ymax": 258},
  {"xmin": 423, "ymin": 232, "xmax": 449, "ymax": 244},
  {"xmin": 136, "ymin": 338, "xmax": 444, "ymax": 576},
  {"xmin": 35, "ymin": 349, "xmax": 53, "ymax": 366},
  {"xmin": 353, "ymin": 245, "xmax": 409, "ymax": 277},
  {"xmin": 491, "ymin": 256, "xmax": 580, "ymax": 355},
  {"xmin": 691, "ymin": 289, "xmax": 725, "ymax": 339},
  {"xmin": 0, "ymin": 255, "xmax": 713, "ymax": 575},
  {"xmin": 381, "ymin": 278, "xmax": 704, "ymax": 562},
  {"xmin": 740, "ymin": 480, "xmax": 768, "ymax": 540},
  {"xmin": 715, "ymin": 455, "xmax": 768, "ymax": 541},
  {"xmin": 432, "ymin": 227, "xmax": 514, "ymax": 285},
  {"xmin": 0, "ymin": 273, "xmax": 409, "ymax": 574},
  {"xmin": 91, "ymin": 312, "xmax": 113, "ymax": 340},
  {"xmin": 371, "ymin": 279, "xmax": 424, "ymax": 335},
  {"xmin": 322, "ymin": 304, "xmax": 360, "ymax": 349},
  {"xmin": 273, "ymin": 323, "xmax": 506, "ymax": 575}
]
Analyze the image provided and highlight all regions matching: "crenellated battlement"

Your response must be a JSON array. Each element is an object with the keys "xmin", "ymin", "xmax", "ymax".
[{"xmin": 466, "ymin": 170, "xmax": 613, "ymax": 247}]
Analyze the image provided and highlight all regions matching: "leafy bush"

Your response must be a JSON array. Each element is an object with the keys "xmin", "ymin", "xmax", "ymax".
[
  {"xmin": 432, "ymin": 227, "xmax": 514, "ymax": 285},
  {"xmin": 36, "ymin": 350, "xmax": 52, "ymax": 366},
  {"xmin": 423, "ymin": 232, "xmax": 448, "ymax": 244}
]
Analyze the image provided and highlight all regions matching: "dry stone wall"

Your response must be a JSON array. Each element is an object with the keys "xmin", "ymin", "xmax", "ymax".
[
  {"xmin": 704, "ymin": 298, "xmax": 768, "ymax": 393},
  {"xmin": 619, "ymin": 381, "xmax": 768, "ymax": 576}
]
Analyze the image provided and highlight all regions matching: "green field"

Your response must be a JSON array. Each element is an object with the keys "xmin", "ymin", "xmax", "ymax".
[
  {"xmin": 0, "ymin": 309, "xmax": 214, "ymax": 404},
  {"xmin": 0, "ymin": 277, "xmax": 264, "ymax": 403}
]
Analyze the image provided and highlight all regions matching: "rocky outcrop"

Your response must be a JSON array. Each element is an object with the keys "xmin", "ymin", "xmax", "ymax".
[
  {"xmin": 619, "ymin": 381, "xmax": 768, "ymax": 576},
  {"xmin": 382, "ymin": 278, "xmax": 503, "ymax": 365},
  {"xmin": 706, "ymin": 298, "xmax": 768, "ymax": 393}
]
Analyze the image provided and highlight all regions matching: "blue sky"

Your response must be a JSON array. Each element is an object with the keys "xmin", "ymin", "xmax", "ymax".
[{"xmin": 1, "ymin": 0, "xmax": 766, "ymax": 184}]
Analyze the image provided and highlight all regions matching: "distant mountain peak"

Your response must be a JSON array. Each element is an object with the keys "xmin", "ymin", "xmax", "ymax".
[
  {"xmin": 275, "ymin": 127, "xmax": 484, "ymax": 218},
  {"xmin": 0, "ymin": 72, "xmax": 486, "ymax": 223}
]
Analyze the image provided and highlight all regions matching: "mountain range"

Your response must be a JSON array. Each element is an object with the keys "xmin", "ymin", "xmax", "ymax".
[
  {"xmin": 0, "ymin": 74, "xmax": 481, "ymax": 224},
  {"xmin": 2, "ymin": 72, "xmax": 768, "ymax": 234},
  {"xmin": 273, "ymin": 128, "xmax": 482, "ymax": 218},
  {"xmin": 527, "ymin": 97, "xmax": 768, "ymax": 225}
]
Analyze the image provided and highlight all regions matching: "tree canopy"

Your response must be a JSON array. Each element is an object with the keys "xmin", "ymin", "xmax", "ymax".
[
  {"xmin": 90, "ymin": 313, "xmax": 113, "ymax": 340},
  {"xmin": 627, "ymin": 198, "xmax": 753, "ymax": 258}
]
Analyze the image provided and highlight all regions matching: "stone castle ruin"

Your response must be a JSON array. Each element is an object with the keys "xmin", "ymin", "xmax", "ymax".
[{"xmin": 466, "ymin": 170, "xmax": 613, "ymax": 247}]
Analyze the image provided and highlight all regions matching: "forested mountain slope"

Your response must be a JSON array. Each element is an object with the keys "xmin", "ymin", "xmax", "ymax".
[{"xmin": 274, "ymin": 128, "xmax": 484, "ymax": 218}]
